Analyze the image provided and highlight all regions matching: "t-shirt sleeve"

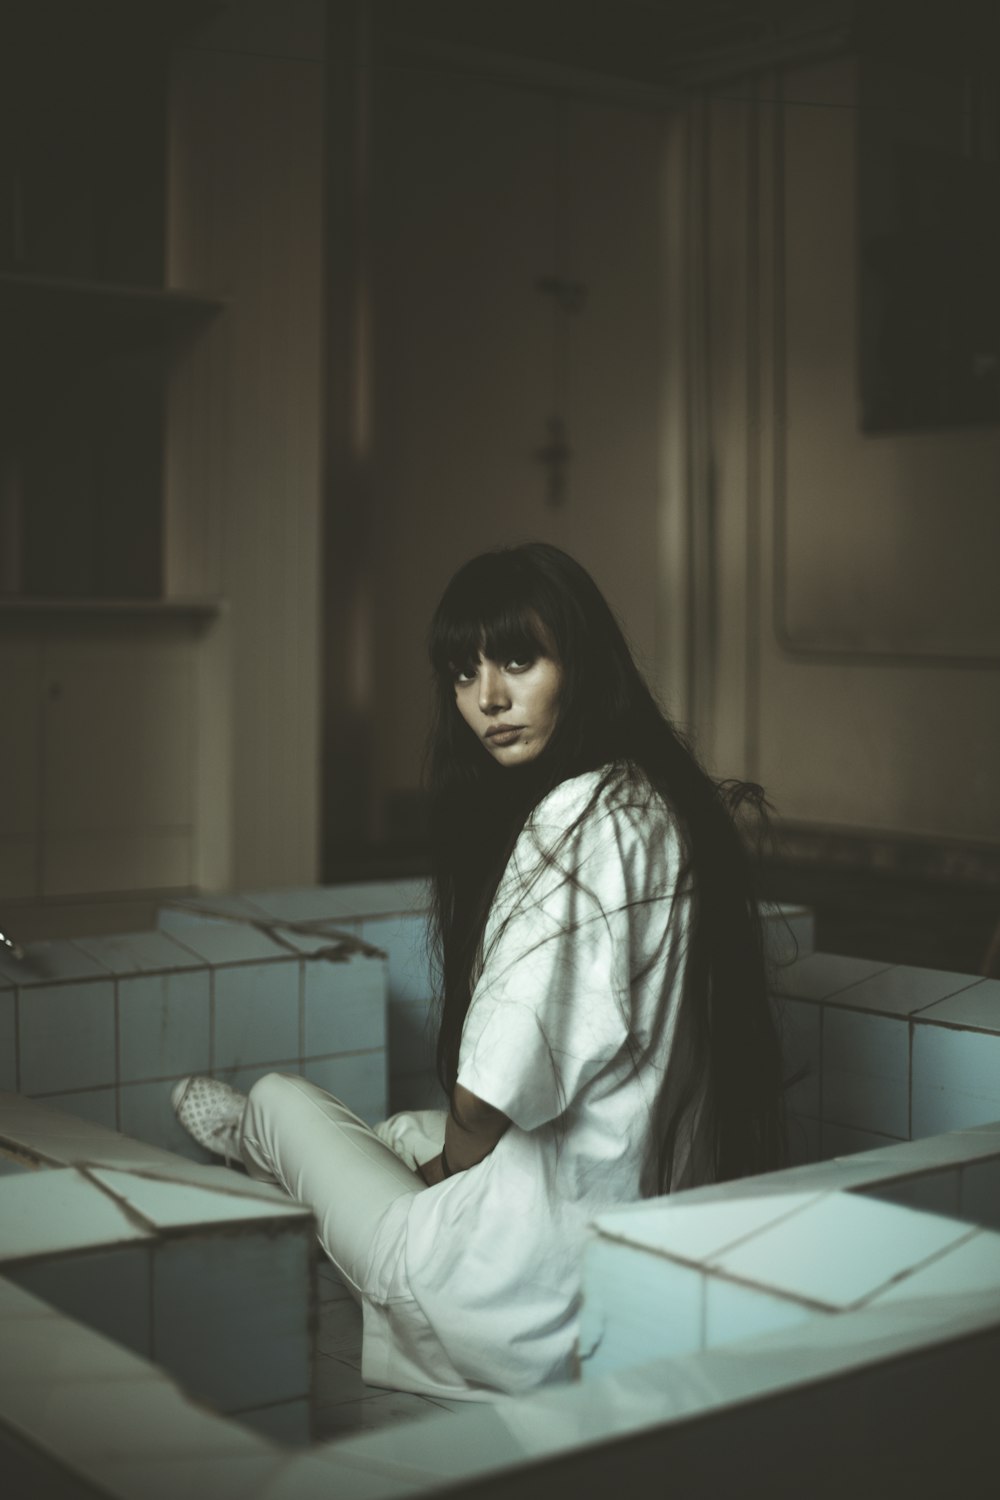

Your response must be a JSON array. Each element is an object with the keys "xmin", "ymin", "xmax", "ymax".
[{"xmin": 456, "ymin": 802, "xmax": 636, "ymax": 1132}]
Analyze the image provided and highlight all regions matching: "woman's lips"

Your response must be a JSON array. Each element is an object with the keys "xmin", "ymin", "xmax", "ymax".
[{"xmin": 486, "ymin": 726, "xmax": 523, "ymax": 745}]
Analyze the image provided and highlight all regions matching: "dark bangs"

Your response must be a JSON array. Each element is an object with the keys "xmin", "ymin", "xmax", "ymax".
[{"xmin": 429, "ymin": 554, "xmax": 553, "ymax": 678}]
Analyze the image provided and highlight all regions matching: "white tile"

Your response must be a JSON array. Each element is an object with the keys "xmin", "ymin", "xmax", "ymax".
[
  {"xmin": 120, "ymin": 1078, "xmax": 215, "ymax": 1162},
  {"xmin": 822, "ymin": 1008, "xmax": 909, "ymax": 1138},
  {"xmin": 315, "ymin": 1298, "xmax": 365, "ymax": 1360},
  {"xmin": 254, "ymin": 1448, "xmax": 424, "ymax": 1499},
  {"xmin": 74, "ymin": 929, "xmax": 206, "ymax": 975},
  {"xmin": 158, "ymin": 910, "xmax": 290, "ymax": 965},
  {"xmin": 43, "ymin": 1088, "xmax": 118, "ymax": 1130},
  {"xmin": 0, "ymin": 993, "xmax": 15, "ymax": 1091},
  {"xmin": 154, "ymin": 1229, "xmax": 312, "ymax": 1411},
  {"xmin": 359, "ymin": 916, "xmax": 433, "ymax": 1004},
  {"xmin": 786, "ymin": 1113, "xmax": 822, "ymax": 1166},
  {"xmin": 78, "ymin": 1451, "xmax": 287, "ymax": 1500},
  {"xmin": 0, "ymin": 1277, "xmax": 61, "ymax": 1320},
  {"xmin": 593, "ymin": 1191, "xmax": 821, "ymax": 1265},
  {"xmin": 90, "ymin": 1167, "xmax": 309, "ymax": 1230},
  {"xmin": 239, "ymin": 1397, "xmax": 312, "ymax": 1447},
  {"xmin": 762, "ymin": 904, "xmax": 815, "ymax": 965},
  {"xmin": 325, "ymin": 1403, "xmax": 530, "ymax": 1484},
  {"xmin": 388, "ymin": 997, "xmax": 436, "ymax": 1077},
  {"xmin": 315, "ymin": 1391, "xmax": 446, "ymax": 1440},
  {"xmin": 579, "ymin": 1234, "xmax": 704, "ymax": 1379},
  {"xmin": 870, "ymin": 1230, "xmax": 1000, "ymax": 1303},
  {"xmin": 704, "ymin": 1274, "xmax": 822, "ymax": 1347},
  {"xmin": 6, "ymin": 1245, "xmax": 153, "ymax": 1356},
  {"xmin": 835, "ymin": 964, "xmax": 983, "ymax": 1018},
  {"xmin": 859, "ymin": 1169, "xmax": 961, "ymax": 1220},
  {"xmin": 960, "ymin": 1158, "xmax": 1000, "ymax": 1231},
  {"xmin": 214, "ymin": 961, "xmax": 300, "ymax": 1069},
  {"xmin": 315, "ymin": 1354, "xmax": 371, "ymax": 1406},
  {"xmin": 18, "ymin": 982, "xmax": 116, "ymax": 1094},
  {"xmin": 771, "ymin": 952, "xmax": 891, "ymax": 1002},
  {"xmin": 0, "ymin": 1374, "xmax": 266, "ymax": 1460},
  {"xmin": 912, "ymin": 1024, "xmax": 1000, "ymax": 1136},
  {"xmin": 119, "ymin": 970, "xmax": 211, "ymax": 1082},
  {"xmin": 3, "ymin": 940, "xmax": 112, "ymax": 986},
  {"xmin": 821, "ymin": 1121, "xmax": 905, "ymax": 1160},
  {"xmin": 0, "ymin": 1167, "xmax": 150, "ymax": 1261},
  {"xmin": 0, "ymin": 1312, "xmax": 159, "ymax": 1383},
  {"xmin": 774, "ymin": 997, "xmax": 821, "ymax": 1117},
  {"xmin": 713, "ymin": 1191, "xmax": 973, "ymax": 1309},
  {"xmin": 304, "ymin": 954, "xmax": 386, "ymax": 1056},
  {"xmin": 302, "ymin": 1052, "xmax": 387, "ymax": 1125},
  {"xmin": 916, "ymin": 978, "xmax": 1000, "ymax": 1035},
  {"xmin": 388, "ymin": 1071, "xmax": 448, "ymax": 1115}
]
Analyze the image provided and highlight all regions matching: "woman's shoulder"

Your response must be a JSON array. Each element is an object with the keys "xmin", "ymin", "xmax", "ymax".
[{"xmin": 530, "ymin": 762, "xmax": 677, "ymax": 843}]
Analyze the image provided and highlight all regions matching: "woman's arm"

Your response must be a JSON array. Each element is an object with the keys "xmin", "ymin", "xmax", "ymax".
[{"xmin": 419, "ymin": 1083, "xmax": 510, "ymax": 1186}]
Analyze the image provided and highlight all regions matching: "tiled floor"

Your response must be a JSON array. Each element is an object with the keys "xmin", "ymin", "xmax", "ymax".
[{"xmin": 312, "ymin": 1258, "xmax": 463, "ymax": 1441}]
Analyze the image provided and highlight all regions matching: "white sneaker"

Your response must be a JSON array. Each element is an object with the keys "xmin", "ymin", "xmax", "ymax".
[{"xmin": 171, "ymin": 1075, "xmax": 247, "ymax": 1165}]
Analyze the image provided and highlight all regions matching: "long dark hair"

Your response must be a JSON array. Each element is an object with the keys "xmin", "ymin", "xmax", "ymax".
[{"xmin": 426, "ymin": 542, "xmax": 786, "ymax": 1188}]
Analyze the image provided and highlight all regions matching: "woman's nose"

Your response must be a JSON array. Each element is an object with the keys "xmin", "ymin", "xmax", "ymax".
[{"xmin": 478, "ymin": 663, "xmax": 510, "ymax": 713}]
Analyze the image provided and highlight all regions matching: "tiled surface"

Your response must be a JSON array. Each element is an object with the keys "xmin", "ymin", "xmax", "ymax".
[
  {"xmin": 153, "ymin": 1230, "xmax": 313, "ymax": 1412},
  {"xmin": 771, "ymin": 952, "xmax": 891, "ymax": 1003},
  {"xmin": 579, "ymin": 1235, "xmax": 705, "ymax": 1378},
  {"xmin": 359, "ymin": 916, "xmax": 433, "ymax": 1003},
  {"xmin": 594, "ymin": 1191, "xmax": 822, "ymax": 1265},
  {"xmin": 0, "ymin": 1167, "xmax": 150, "ymax": 1260},
  {"xmin": 90, "ymin": 1167, "xmax": 309, "ymax": 1230},
  {"xmin": 960, "ymin": 1157, "xmax": 1000, "ymax": 1231},
  {"xmin": 119, "ymin": 970, "xmax": 211, "ymax": 1082},
  {"xmin": 821, "ymin": 1121, "xmax": 904, "ymax": 1159},
  {"xmin": 0, "ymin": 940, "xmax": 111, "ymax": 986},
  {"xmin": 833, "ymin": 964, "xmax": 983, "ymax": 1018},
  {"xmin": 6, "ymin": 1245, "xmax": 153, "ymax": 1357},
  {"xmin": 157, "ymin": 910, "xmax": 291, "ymax": 965},
  {"xmin": 120, "ymin": 1078, "xmax": 215, "ymax": 1161},
  {"xmin": 304, "ymin": 955, "xmax": 386, "ymax": 1055},
  {"xmin": 822, "ymin": 1007, "xmax": 909, "ymax": 1138},
  {"xmin": 775, "ymin": 997, "xmax": 820, "ymax": 1118},
  {"xmin": 712, "ymin": 1192, "xmax": 972, "ymax": 1309},
  {"xmin": 912, "ymin": 1024, "xmax": 1000, "ymax": 1137},
  {"xmin": 0, "ymin": 993, "xmax": 15, "ymax": 1091},
  {"xmin": 42, "ymin": 1087, "xmax": 118, "ymax": 1130},
  {"xmin": 917, "ymin": 978, "xmax": 1000, "ymax": 1033},
  {"xmin": 870, "ymin": 1230, "xmax": 1000, "ymax": 1302},
  {"xmin": 18, "ymin": 981, "xmax": 115, "ymax": 1094},
  {"xmin": 860, "ymin": 1168, "xmax": 962, "ymax": 1220},
  {"xmin": 703, "ymin": 1274, "xmax": 821, "ymax": 1347},
  {"xmin": 214, "ymin": 961, "xmax": 300, "ymax": 1070},
  {"xmin": 388, "ymin": 998, "xmax": 436, "ymax": 1078},
  {"xmin": 74, "ymin": 929, "xmax": 207, "ymax": 975},
  {"xmin": 302, "ymin": 1051, "xmax": 388, "ymax": 1125}
]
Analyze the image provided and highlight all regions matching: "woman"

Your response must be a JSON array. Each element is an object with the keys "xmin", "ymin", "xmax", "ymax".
[{"xmin": 172, "ymin": 542, "xmax": 786, "ymax": 1400}]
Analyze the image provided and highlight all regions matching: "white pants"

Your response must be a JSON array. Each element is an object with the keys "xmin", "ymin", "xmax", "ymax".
[{"xmin": 238, "ymin": 1073, "xmax": 447, "ymax": 1300}]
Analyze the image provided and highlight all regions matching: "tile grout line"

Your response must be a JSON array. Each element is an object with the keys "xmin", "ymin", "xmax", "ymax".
[
  {"xmin": 13, "ymin": 987, "xmax": 21, "ymax": 1092},
  {"xmin": 114, "ymin": 977, "xmax": 122, "ymax": 1132}
]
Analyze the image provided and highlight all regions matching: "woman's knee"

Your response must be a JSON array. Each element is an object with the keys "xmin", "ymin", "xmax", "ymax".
[{"xmin": 245, "ymin": 1070, "xmax": 300, "ymax": 1124}]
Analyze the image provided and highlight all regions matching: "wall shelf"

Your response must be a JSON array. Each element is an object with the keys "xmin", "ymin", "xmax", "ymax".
[
  {"xmin": 0, "ymin": 596, "xmax": 225, "ymax": 618},
  {"xmin": 0, "ymin": 273, "xmax": 226, "ymax": 362}
]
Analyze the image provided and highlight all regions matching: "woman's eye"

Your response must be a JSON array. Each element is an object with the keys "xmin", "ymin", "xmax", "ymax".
[
  {"xmin": 453, "ymin": 668, "xmax": 475, "ymax": 685},
  {"xmin": 506, "ymin": 658, "xmax": 534, "ymax": 673}
]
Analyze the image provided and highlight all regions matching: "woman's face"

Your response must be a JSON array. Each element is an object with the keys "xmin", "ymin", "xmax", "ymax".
[{"xmin": 453, "ymin": 645, "xmax": 563, "ymax": 766}]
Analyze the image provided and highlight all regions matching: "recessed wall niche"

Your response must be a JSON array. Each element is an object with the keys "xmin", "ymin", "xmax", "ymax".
[{"xmin": 859, "ymin": 56, "xmax": 1000, "ymax": 434}]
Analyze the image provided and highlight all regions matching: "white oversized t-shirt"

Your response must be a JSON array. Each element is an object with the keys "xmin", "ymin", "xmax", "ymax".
[{"xmin": 360, "ymin": 765, "xmax": 697, "ymax": 1399}]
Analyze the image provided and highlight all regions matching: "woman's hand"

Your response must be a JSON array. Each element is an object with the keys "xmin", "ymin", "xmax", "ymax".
[{"xmin": 416, "ymin": 1087, "xmax": 510, "ymax": 1187}]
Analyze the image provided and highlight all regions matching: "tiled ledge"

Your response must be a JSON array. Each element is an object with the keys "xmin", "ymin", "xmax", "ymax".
[
  {"xmin": 4, "ymin": 1175, "xmax": 1000, "ymax": 1498},
  {"xmin": 0, "ymin": 1095, "xmax": 316, "ymax": 1440},
  {"xmin": 774, "ymin": 952, "xmax": 1000, "ymax": 1155}
]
